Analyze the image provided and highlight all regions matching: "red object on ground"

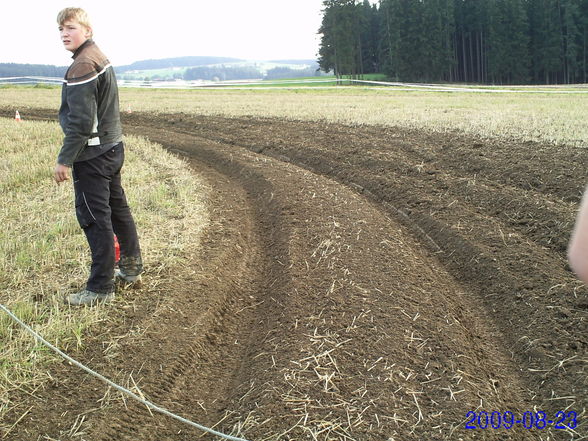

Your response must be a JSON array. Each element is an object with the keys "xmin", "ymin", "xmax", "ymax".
[{"xmin": 114, "ymin": 234, "xmax": 120, "ymax": 263}]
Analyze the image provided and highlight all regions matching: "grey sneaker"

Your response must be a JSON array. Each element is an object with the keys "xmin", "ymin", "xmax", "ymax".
[
  {"xmin": 66, "ymin": 289, "xmax": 114, "ymax": 306},
  {"xmin": 115, "ymin": 269, "xmax": 142, "ymax": 284}
]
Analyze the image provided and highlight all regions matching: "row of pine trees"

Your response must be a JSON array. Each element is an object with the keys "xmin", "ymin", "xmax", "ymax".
[{"xmin": 318, "ymin": 0, "xmax": 588, "ymax": 84}]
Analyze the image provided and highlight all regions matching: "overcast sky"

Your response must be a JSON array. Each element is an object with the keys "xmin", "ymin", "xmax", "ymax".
[{"xmin": 2, "ymin": 0, "xmax": 369, "ymax": 66}]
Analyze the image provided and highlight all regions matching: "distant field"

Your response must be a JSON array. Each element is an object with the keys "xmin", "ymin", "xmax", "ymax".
[
  {"xmin": 0, "ymin": 83, "xmax": 586, "ymax": 147},
  {"xmin": 249, "ymin": 74, "xmax": 389, "ymax": 87},
  {"xmin": 118, "ymin": 66, "xmax": 187, "ymax": 80},
  {"xmin": 117, "ymin": 60, "xmax": 323, "ymax": 82}
]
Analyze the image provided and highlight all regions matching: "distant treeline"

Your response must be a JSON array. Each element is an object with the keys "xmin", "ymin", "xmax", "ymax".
[
  {"xmin": 0, "ymin": 63, "xmax": 67, "ymax": 78},
  {"xmin": 319, "ymin": 0, "xmax": 588, "ymax": 84},
  {"xmin": 115, "ymin": 56, "xmax": 242, "ymax": 73},
  {"xmin": 183, "ymin": 65, "xmax": 320, "ymax": 81},
  {"xmin": 0, "ymin": 56, "xmax": 320, "ymax": 82},
  {"xmin": 265, "ymin": 66, "xmax": 320, "ymax": 79},
  {"xmin": 184, "ymin": 65, "xmax": 263, "ymax": 81}
]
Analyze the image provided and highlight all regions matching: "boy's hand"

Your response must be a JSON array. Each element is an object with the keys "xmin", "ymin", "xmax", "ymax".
[{"xmin": 54, "ymin": 163, "xmax": 71, "ymax": 183}]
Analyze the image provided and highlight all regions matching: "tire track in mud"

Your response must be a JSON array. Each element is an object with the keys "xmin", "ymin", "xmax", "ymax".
[
  {"xmin": 120, "ymin": 122, "xmax": 541, "ymax": 440},
  {"xmin": 89, "ymin": 132, "xmax": 294, "ymax": 440},
  {"xmin": 123, "ymin": 112, "xmax": 586, "ymax": 440},
  {"xmin": 0, "ymin": 109, "xmax": 291, "ymax": 440}
]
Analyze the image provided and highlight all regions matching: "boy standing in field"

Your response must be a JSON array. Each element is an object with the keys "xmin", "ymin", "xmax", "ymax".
[{"xmin": 54, "ymin": 7, "xmax": 143, "ymax": 306}]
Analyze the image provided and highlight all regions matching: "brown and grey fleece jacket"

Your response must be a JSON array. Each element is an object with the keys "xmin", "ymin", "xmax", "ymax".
[{"xmin": 58, "ymin": 39, "xmax": 123, "ymax": 166}]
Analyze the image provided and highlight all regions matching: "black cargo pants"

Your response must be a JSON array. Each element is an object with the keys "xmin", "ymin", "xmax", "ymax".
[{"xmin": 72, "ymin": 142, "xmax": 142, "ymax": 294}]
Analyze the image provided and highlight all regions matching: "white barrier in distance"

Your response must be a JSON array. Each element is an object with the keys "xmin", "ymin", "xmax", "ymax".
[{"xmin": 1, "ymin": 76, "xmax": 586, "ymax": 93}]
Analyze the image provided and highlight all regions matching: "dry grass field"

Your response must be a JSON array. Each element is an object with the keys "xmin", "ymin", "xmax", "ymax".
[
  {"xmin": 0, "ymin": 117, "xmax": 209, "ymax": 435},
  {"xmin": 0, "ymin": 85, "xmax": 586, "ymax": 440},
  {"xmin": 1, "ymin": 84, "xmax": 586, "ymax": 146}
]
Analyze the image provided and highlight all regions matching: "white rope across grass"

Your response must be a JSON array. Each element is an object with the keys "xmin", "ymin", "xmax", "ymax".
[{"xmin": 0, "ymin": 303, "xmax": 249, "ymax": 441}]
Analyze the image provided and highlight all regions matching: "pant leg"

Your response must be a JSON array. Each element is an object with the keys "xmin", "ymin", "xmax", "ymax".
[
  {"xmin": 109, "ymin": 144, "xmax": 143, "ymax": 275},
  {"xmin": 72, "ymin": 153, "xmax": 116, "ymax": 294}
]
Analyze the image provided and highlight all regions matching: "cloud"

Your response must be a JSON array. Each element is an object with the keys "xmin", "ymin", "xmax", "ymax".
[{"xmin": 1, "ymin": 0, "xmax": 325, "ymax": 65}]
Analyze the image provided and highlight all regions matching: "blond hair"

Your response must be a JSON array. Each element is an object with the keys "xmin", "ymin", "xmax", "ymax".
[{"xmin": 57, "ymin": 7, "xmax": 93, "ymax": 37}]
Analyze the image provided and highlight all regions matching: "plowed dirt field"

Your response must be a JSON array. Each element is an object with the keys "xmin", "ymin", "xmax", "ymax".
[{"xmin": 3, "ymin": 109, "xmax": 586, "ymax": 441}]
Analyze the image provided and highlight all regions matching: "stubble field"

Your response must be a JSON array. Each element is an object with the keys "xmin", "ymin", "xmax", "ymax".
[{"xmin": 0, "ymin": 85, "xmax": 586, "ymax": 440}]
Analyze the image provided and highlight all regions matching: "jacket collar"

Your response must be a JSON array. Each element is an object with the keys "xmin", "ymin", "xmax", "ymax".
[{"xmin": 72, "ymin": 39, "xmax": 94, "ymax": 59}]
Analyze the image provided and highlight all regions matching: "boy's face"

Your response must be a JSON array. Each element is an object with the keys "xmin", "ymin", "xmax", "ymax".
[{"xmin": 59, "ymin": 20, "xmax": 91, "ymax": 53}]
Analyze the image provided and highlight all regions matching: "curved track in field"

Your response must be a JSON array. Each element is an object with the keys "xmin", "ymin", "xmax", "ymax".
[{"xmin": 2, "ymin": 109, "xmax": 586, "ymax": 440}]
